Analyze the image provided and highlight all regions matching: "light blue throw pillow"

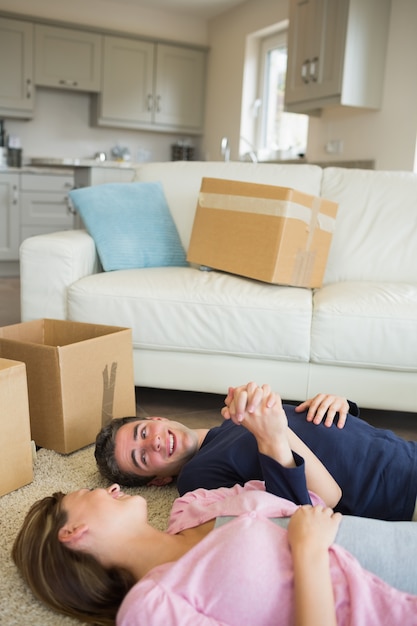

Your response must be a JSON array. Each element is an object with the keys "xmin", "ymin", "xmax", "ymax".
[{"xmin": 69, "ymin": 181, "xmax": 187, "ymax": 271}]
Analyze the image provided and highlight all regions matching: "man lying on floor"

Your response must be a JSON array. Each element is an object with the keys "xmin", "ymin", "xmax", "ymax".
[{"xmin": 95, "ymin": 382, "xmax": 417, "ymax": 521}]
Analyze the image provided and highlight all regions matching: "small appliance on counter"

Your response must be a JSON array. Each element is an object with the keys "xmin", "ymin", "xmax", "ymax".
[
  {"xmin": 171, "ymin": 140, "xmax": 194, "ymax": 161},
  {"xmin": 7, "ymin": 135, "xmax": 22, "ymax": 168}
]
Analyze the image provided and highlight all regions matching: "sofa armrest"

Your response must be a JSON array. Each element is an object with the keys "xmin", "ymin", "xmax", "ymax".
[{"xmin": 20, "ymin": 230, "xmax": 100, "ymax": 321}]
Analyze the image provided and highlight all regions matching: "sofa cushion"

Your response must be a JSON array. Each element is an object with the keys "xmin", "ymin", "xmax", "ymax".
[
  {"xmin": 69, "ymin": 182, "xmax": 187, "ymax": 271},
  {"xmin": 311, "ymin": 281, "xmax": 417, "ymax": 371},
  {"xmin": 67, "ymin": 267, "xmax": 313, "ymax": 362},
  {"xmin": 321, "ymin": 168, "xmax": 417, "ymax": 284}
]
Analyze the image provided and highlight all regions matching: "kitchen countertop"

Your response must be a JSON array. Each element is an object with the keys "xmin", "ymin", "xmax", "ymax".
[
  {"xmin": 0, "ymin": 158, "xmax": 139, "ymax": 176},
  {"xmin": 29, "ymin": 157, "xmax": 138, "ymax": 169},
  {"xmin": 0, "ymin": 165, "xmax": 75, "ymax": 175}
]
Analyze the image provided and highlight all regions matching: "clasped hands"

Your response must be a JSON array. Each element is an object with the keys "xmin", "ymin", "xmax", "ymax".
[{"xmin": 222, "ymin": 382, "xmax": 349, "ymax": 430}]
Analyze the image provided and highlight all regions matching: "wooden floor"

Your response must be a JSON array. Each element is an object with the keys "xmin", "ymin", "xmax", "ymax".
[
  {"xmin": 1, "ymin": 277, "xmax": 416, "ymax": 440},
  {"xmin": 0, "ymin": 276, "xmax": 20, "ymax": 326}
]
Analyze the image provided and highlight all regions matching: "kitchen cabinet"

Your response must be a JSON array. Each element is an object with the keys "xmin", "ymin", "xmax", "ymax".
[
  {"xmin": 0, "ymin": 18, "xmax": 34, "ymax": 119},
  {"xmin": 74, "ymin": 166, "xmax": 136, "ymax": 188},
  {"xmin": 0, "ymin": 172, "xmax": 20, "ymax": 261},
  {"xmin": 154, "ymin": 44, "xmax": 206, "ymax": 131},
  {"xmin": 34, "ymin": 24, "xmax": 102, "ymax": 92},
  {"xmin": 93, "ymin": 36, "xmax": 206, "ymax": 134},
  {"xmin": 20, "ymin": 172, "xmax": 75, "ymax": 241},
  {"xmin": 284, "ymin": 0, "xmax": 391, "ymax": 114}
]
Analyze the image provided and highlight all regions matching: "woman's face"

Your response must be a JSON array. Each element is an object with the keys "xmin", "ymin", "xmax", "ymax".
[{"xmin": 60, "ymin": 484, "xmax": 147, "ymax": 546}]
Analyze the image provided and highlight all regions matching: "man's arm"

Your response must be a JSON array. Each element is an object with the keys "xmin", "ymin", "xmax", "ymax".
[{"xmin": 222, "ymin": 383, "xmax": 342, "ymax": 508}]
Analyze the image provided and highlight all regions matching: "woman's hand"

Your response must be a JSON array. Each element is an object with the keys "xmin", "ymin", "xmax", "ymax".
[{"xmin": 287, "ymin": 505, "xmax": 342, "ymax": 554}]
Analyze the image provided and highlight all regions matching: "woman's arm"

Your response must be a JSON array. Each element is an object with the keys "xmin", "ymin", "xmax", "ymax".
[
  {"xmin": 288, "ymin": 506, "xmax": 341, "ymax": 626},
  {"xmin": 286, "ymin": 428, "xmax": 342, "ymax": 507},
  {"xmin": 222, "ymin": 383, "xmax": 342, "ymax": 508}
]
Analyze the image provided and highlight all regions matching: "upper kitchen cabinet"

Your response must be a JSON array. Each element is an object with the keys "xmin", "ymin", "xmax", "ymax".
[
  {"xmin": 284, "ymin": 0, "xmax": 391, "ymax": 114},
  {"xmin": 154, "ymin": 44, "xmax": 206, "ymax": 131},
  {"xmin": 94, "ymin": 36, "xmax": 154, "ymax": 127},
  {"xmin": 34, "ymin": 24, "xmax": 102, "ymax": 92},
  {"xmin": 0, "ymin": 18, "xmax": 34, "ymax": 119},
  {"xmin": 93, "ymin": 36, "xmax": 206, "ymax": 134}
]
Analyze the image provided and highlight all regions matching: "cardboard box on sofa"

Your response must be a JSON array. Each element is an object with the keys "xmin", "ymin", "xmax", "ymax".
[
  {"xmin": 187, "ymin": 177, "xmax": 338, "ymax": 288},
  {"xmin": 0, "ymin": 358, "xmax": 33, "ymax": 495},
  {"xmin": 0, "ymin": 319, "xmax": 136, "ymax": 454}
]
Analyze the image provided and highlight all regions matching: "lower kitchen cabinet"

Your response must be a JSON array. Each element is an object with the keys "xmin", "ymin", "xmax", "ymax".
[
  {"xmin": 73, "ymin": 166, "xmax": 136, "ymax": 188},
  {"xmin": 0, "ymin": 170, "xmax": 75, "ymax": 263},
  {"xmin": 20, "ymin": 172, "xmax": 75, "ymax": 241},
  {"xmin": 0, "ymin": 172, "xmax": 20, "ymax": 261}
]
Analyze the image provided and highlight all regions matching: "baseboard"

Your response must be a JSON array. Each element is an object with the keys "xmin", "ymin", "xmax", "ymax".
[{"xmin": 0, "ymin": 262, "xmax": 19, "ymax": 277}]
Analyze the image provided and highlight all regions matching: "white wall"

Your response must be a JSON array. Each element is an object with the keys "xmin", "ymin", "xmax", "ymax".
[
  {"xmin": 5, "ymin": 89, "xmax": 185, "ymax": 163},
  {"xmin": 204, "ymin": 0, "xmax": 283, "ymax": 161}
]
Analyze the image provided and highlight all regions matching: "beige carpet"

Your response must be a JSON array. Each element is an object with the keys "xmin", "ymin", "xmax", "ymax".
[{"xmin": 0, "ymin": 444, "xmax": 178, "ymax": 625}]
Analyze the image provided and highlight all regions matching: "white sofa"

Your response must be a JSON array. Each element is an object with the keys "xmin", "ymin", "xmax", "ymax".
[{"xmin": 20, "ymin": 162, "xmax": 417, "ymax": 412}]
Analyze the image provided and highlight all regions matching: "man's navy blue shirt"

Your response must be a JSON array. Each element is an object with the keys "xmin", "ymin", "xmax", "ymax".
[{"xmin": 177, "ymin": 403, "xmax": 417, "ymax": 521}]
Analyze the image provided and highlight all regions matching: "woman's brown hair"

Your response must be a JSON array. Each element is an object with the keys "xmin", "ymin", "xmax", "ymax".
[{"xmin": 12, "ymin": 492, "xmax": 135, "ymax": 626}]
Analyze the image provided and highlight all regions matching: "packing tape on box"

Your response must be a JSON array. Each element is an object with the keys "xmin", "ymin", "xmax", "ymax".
[
  {"xmin": 292, "ymin": 197, "xmax": 322, "ymax": 285},
  {"xmin": 102, "ymin": 362, "xmax": 117, "ymax": 426},
  {"xmin": 305, "ymin": 196, "xmax": 321, "ymax": 249},
  {"xmin": 291, "ymin": 250, "xmax": 316, "ymax": 286},
  {"xmin": 198, "ymin": 192, "xmax": 336, "ymax": 233}
]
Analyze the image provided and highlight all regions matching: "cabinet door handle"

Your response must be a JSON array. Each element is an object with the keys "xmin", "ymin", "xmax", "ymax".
[
  {"xmin": 309, "ymin": 57, "xmax": 319, "ymax": 82},
  {"xmin": 59, "ymin": 79, "xmax": 79, "ymax": 87},
  {"xmin": 155, "ymin": 95, "xmax": 161, "ymax": 113},
  {"xmin": 301, "ymin": 60, "xmax": 310, "ymax": 83},
  {"xmin": 12, "ymin": 185, "xmax": 18, "ymax": 205},
  {"xmin": 147, "ymin": 94, "xmax": 154, "ymax": 111},
  {"xmin": 67, "ymin": 196, "xmax": 76, "ymax": 215},
  {"xmin": 26, "ymin": 79, "xmax": 32, "ymax": 99}
]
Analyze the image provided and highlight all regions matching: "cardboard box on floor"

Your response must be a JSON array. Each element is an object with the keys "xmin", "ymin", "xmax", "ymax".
[
  {"xmin": 0, "ymin": 319, "xmax": 136, "ymax": 454},
  {"xmin": 187, "ymin": 178, "xmax": 339, "ymax": 288},
  {"xmin": 0, "ymin": 358, "xmax": 33, "ymax": 495}
]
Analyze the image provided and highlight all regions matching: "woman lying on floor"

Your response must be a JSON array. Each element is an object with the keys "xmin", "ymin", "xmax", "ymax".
[{"xmin": 12, "ymin": 385, "xmax": 417, "ymax": 626}]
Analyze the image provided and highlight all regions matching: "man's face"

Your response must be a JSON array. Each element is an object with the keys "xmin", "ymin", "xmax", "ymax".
[{"xmin": 114, "ymin": 417, "xmax": 200, "ymax": 482}]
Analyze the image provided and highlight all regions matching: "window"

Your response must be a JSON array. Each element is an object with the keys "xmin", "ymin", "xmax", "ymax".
[{"xmin": 257, "ymin": 31, "xmax": 308, "ymax": 160}]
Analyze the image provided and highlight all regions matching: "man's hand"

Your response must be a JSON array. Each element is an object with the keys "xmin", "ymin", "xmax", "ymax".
[
  {"xmin": 296, "ymin": 394, "xmax": 349, "ymax": 429},
  {"xmin": 222, "ymin": 382, "xmax": 293, "ymax": 465},
  {"xmin": 222, "ymin": 382, "xmax": 277, "ymax": 423}
]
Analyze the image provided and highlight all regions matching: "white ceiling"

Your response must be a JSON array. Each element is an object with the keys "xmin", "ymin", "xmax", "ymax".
[{"xmin": 98, "ymin": 0, "xmax": 248, "ymax": 19}]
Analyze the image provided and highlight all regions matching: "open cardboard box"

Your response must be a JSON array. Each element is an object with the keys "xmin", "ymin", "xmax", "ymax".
[
  {"xmin": 187, "ymin": 177, "xmax": 338, "ymax": 288},
  {"xmin": 0, "ymin": 319, "xmax": 136, "ymax": 454},
  {"xmin": 0, "ymin": 358, "xmax": 33, "ymax": 495}
]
